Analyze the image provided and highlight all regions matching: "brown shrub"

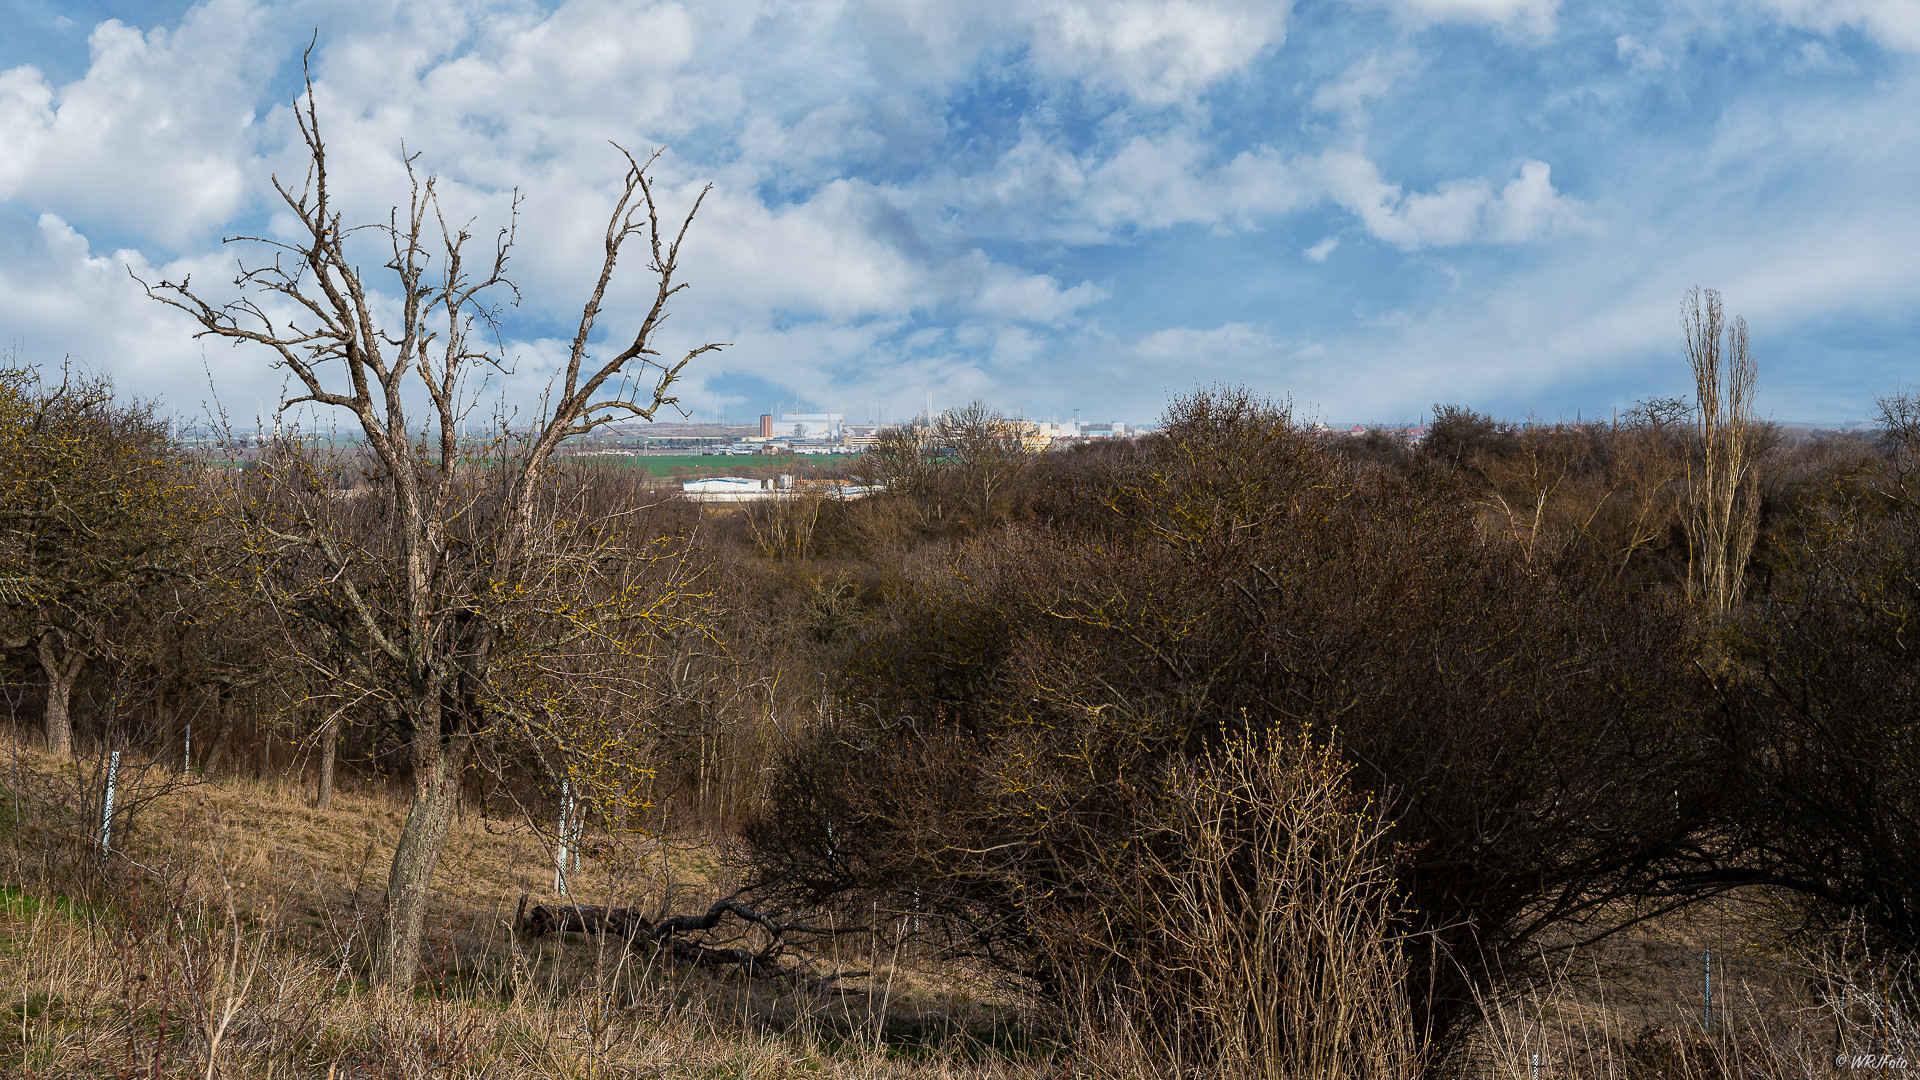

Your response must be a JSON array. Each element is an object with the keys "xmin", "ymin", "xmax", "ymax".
[{"xmin": 746, "ymin": 388, "xmax": 1724, "ymax": 1066}]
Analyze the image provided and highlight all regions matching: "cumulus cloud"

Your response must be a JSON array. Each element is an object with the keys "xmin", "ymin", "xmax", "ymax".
[
  {"xmin": 676, "ymin": 180, "xmax": 927, "ymax": 321},
  {"xmin": 1318, "ymin": 154, "xmax": 1587, "ymax": 249},
  {"xmin": 0, "ymin": 0, "xmax": 277, "ymax": 249},
  {"xmin": 1079, "ymin": 136, "xmax": 1308, "ymax": 230},
  {"xmin": 999, "ymin": 135, "xmax": 1586, "ymax": 251},
  {"xmin": 4, "ymin": 0, "xmax": 1915, "ymax": 428},
  {"xmin": 1028, "ymin": 0, "xmax": 1290, "ymax": 104},
  {"xmin": 948, "ymin": 251, "xmax": 1108, "ymax": 324},
  {"xmin": 339, "ymin": 0, "xmax": 705, "ymax": 153},
  {"xmin": 0, "ymin": 212, "xmax": 267, "ymax": 409}
]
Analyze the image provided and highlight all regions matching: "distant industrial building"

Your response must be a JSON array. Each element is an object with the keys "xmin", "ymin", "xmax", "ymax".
[
  {"xmin": 767, "ymin": 410, "xmax": 843, "ymax": 439},
  {"xmin": 681, "ymin": 475, "xmax": 880, "ymax": 503},
  {"xmin": 682, "ymin": 476, "xmax": 783, "ymax": 501},
  {"xmin": 734, "ymin": 406, "xmax": 1140, "ymax": 452}
]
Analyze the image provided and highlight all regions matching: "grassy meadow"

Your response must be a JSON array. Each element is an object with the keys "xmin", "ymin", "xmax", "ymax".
[{"xmin": 1, "ymin": 742, "xmax": 1893, "ymax": 1080}]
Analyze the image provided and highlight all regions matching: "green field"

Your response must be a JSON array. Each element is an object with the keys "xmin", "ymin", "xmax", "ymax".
[{"xmin": 572, "ymin": 453, "xmax": 856, "ymax": 477}]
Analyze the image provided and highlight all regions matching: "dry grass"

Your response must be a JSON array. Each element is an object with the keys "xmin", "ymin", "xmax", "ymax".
[
  {"xmin": 0, "ymin": 746, "xmax": 1047, "ymax": 1079},
  {"xmin": 5, "ymin": 743, "xmax": 1919, "ymax": 1080},
  {"xmin": 0, "ymin": 898, "xmax": 1046, "ymax": 1079},
  {"xmin": 1471, "ymin": 904, "xmax": 1920, "ymax": 1080}
]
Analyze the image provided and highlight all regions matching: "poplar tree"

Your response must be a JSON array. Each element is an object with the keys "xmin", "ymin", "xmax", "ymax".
[{"xmin": 1681, "ymin": 286, "xmax": 1761, "ymax": 614}]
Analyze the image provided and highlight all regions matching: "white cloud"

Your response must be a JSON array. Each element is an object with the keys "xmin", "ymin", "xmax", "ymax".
[
  {"xmin": 1106, "ymin": 322, "xmax": 1292, "ymax": 398},
  {"xmin": 1349, "ymin": 0, "xmax": 1558, "ymax": 36},
  {"xmin": 372, "ymin": 0, "xmax": 703, "ymax": 148},
  {"xmin": 1030, "ymin": 0, "xmax": 1290, "ymax": 104},
  {"xmin": 1758, "ymin": 0, "xmax": 1920, "ymax": 53},
  {"xmin": 0, "ymin": 213, "xmax": 266, "ymax": 410},
  {"xmin": 955, "ymin": 125, "xmax": 1587, "ymax": 251},
  {"xmin": 938, "ymin": 129, "xmax": 1317, "ymax": 241},
  {"xmin": 1310, "ymin": 53, "xmax": 1416, "ymax": 120},
  {"xmin": 1318, "ymin": 153, "xmax": 1588, "ymax": 249},
  {"xmin": 7, "ymin": 0, "xmax": 1917, "ymax": 430},
  {"xmin": 1615, "ymin": 33, "xmax": 1672, "ymax": 71},
  {"xmin": 675, "ymin": 180, "xmax": 926, "ymax": 320},
  {"xmin": 0, "ymin": 0, "xmax": 277, "ymax": 248},
  {"xmin": 850, "ymin": 0, "xmax": 1290, "ymax": 104},
  {"xmin": 1483, "ymin": 161, "xmax": 1585, "ymax": 241},
  {"xmin": 1023, "ymin": 137, "xmax": 1587, "ymax": 250},
  {"xmin": 2, "ymin": 0, "xmax": 1176, "ymax": 421},
  {"xmin": 949, "ymin": 251, "xmax": 1108, "ymax": 324},
  {"xmin": 1130, "ymin": 322, "xmax": 1279, "ymax": 365},
  {"xmin": 0, "ymin": 66, "xmax": 55, "ymax": 196},
  {"xmin": 1105, "ymin": 323, "xmax": 1367, "ymax": 418},
  {"xmin": 1080, "ymin": 135, "xmax": 1310, "ymax": 230}
]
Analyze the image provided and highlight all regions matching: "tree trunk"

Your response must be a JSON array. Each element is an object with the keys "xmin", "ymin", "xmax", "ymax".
[
  {"xmin": 204, "ymin": 688, "xmax": 236, "ymax": 776},
  {"xmin": 374, "ymin": 725, "xmax": 468, "ymax": 986},
  {"xmin": 316, "ymin": 717, "xmax": 337, "ymax": 809},
  {"xmin": 42, "ymin": 669, "xmax": 73, "ymax": 758},
  {"xmin": 153, "ymin": 677, "xmax": 170, "ymax": 761},
  {"xmin": 34, "ymin": 630, "xmax": 84, "ymax": 758}
]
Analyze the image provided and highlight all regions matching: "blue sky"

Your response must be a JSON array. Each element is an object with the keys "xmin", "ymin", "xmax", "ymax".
[{"xmin": 2, "ymin": 0, "xmax": 1916, "ymax": 426}]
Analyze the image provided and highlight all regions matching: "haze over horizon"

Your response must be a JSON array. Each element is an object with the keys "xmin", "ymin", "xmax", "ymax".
[{"xmin": 2, "ymin": 0, "xmax": 1917, "ymax": 427}]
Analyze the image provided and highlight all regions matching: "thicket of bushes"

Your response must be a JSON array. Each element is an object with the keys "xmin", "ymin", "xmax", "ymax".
[
  {"xmin": 739, "ymin": 388, "xmax": 1920, "ymax": 1071},
  {"xmin": 8, "ymin": 356, "xmax": 1920, "ymax": 1075}
]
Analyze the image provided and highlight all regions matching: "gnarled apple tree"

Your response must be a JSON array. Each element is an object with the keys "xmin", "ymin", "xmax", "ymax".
[{"xmin": 141, "ymin": 80, "xmax": 722, "ymax": 986}]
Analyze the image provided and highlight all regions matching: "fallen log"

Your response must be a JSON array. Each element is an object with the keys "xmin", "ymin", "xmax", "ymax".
[
  {"xmin": 515, "ymin": 898, "xmax": 652, "ymax": 939},
  {"xmin": 513, "ymin": 893, "xmax": 867, "ymax": 983}
]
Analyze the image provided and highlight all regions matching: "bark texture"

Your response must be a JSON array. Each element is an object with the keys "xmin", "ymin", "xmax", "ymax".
[
  {"xmin": 34, "ymin": 630, "xmax": 83, "ymax": 758},
  {"xmin": 203, "ymin": 690, "xmax": 236, "ymax": 777},
  {"xmin": 375, "ymin": 730, "xmax": 468, "ymax": 985},
  {"xmin": 315, "ymin": 718, "xmax": 337, "ymax": 809}
]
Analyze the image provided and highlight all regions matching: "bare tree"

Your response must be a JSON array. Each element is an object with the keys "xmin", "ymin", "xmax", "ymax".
[
  {"xmin": 140, "ymin": 71, "xmax": 722, "ymax": 985},
  {"xmin": 855, "ymin": 421, "xmax": 942, "ymax": 524},
  {"xmin": 1681, "ymin": 286, "xmax": 1760, "ymax": 614},
  {"xmin": 937, "ymin": 401, "xmax": 1033, "ymax": 526},
  {"xmin": 852, "ymin": 402, "xmax": 1033, "ymax": 531},
  {"xmin": 1873, "ymin": 387, "xmax": 1920, "ymax": 504}
]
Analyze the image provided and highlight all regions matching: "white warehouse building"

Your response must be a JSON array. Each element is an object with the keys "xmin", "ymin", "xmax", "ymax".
[{"xmin": 775, "ymin": 411, "xmax": 843, "ymax": 438}]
